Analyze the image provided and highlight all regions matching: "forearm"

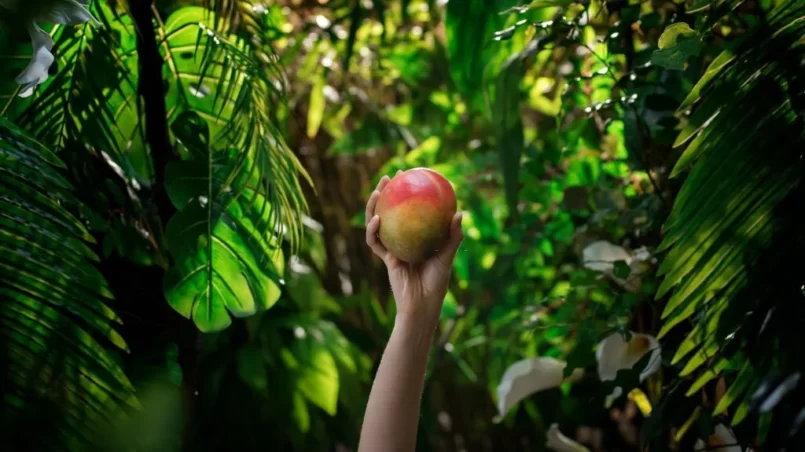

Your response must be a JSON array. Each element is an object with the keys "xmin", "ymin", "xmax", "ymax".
[{"xmin": 358, "ymin": 316, "xmax": 436, "ymax": 452}]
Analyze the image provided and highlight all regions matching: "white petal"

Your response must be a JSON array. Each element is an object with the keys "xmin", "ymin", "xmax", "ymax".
[
  {"xmin": 18, "ymin": 86, "xmax": 35, "ymax": 98},
  {"xmin": 16, "ymin": 22, "xmax": 55, "ymax": 91},
  {"xmin": 36, "ymin": 0, "xmax": 99, "ymax": 26},
  {"xmin": 596, "ymin": 332, "xmax": 661, "ymax": 401},
  {"xmin": 582, "ymin": 241, "xmax": 651, "ymax": 292},
  {"xmin": 582, "ymin": 240, "xmax": 631, "ymax": 273},
  {"xmin": 496, "ymin": 357, "xmax": 567, "ymax": 419},
  {"xmin": 546, "ymin": 423, "xmax": 591, "ymax": 452},
  {"xmin": 630, "ymin": 247, "xmax": 651, "ymax": 264},
  {"xmin": 26, "ymin": 21, "xmax": 54, "ymax": 52}
]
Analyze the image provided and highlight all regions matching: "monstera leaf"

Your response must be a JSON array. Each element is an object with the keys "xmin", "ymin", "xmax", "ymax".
[
  {"xmin": 0, "ymin": 118, "xmax": 138, "ymax": 449},
  {"xmin": 163, "ymin": 112, "xmax": 284, "ymax": 332},
  {"xmin": 160, "ymin": 5, "xmax": 309, "ymax": 251}
]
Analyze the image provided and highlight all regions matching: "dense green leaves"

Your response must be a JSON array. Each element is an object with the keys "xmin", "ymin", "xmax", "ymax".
[
  {"xmin": 3, "ymin": 2, "xmax": 148, "ymax": 182},
  {"xmin": 161, "ymin": 6, "xmax": 310, "ymax": 251},
  {"xmin": 445, "ymin": 0, "xmax": 518, "ymax": 110},
  {"xmin": 3, "ymin": 0, "xmax": 805, "ymax": 449},
  {"xmin": 494, "ymin": 50, "xmax": 525, "ymax": 217},
  {"xmin": 0, "ymin": 118, "xmax": 137, "ymax": 450}
]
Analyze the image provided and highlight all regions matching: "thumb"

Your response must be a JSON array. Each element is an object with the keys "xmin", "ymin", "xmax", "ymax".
[{"xmin": 435, "ymin": 212, "xmax": 464, "ymax": 266}]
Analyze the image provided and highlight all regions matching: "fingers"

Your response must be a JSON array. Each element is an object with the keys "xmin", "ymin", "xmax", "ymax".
[
  {"xmin": 365, "ymin": 190, "xmax": 380, "ymax": 226},
  {"xmin": 365, "ymin": 175, "xmax": 391, "ymax": 226},
  {"xmin": 365, "ymin": 215, "xmax": 389, "ymax": 262},
  {"xmin": 377, "ymin": 174, "xmax": 391, "ymax": 192},
  {"xmin": 434, "ymin": 212, "xmax": 465, "ymax": 266}
]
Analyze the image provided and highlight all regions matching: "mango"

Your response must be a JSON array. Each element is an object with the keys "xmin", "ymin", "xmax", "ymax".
[{"xmin": 375, "ymin": 168, "xmax": 457, "ymax": 263}]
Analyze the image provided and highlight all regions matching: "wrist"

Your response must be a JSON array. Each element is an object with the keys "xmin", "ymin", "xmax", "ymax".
[{"xmin": 393, "ymin": 312, "xmax": 438, "ymax": 345}]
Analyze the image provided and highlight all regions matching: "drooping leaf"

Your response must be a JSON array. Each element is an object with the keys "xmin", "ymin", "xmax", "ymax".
[{"xmin": 307, "ymin": 71, "xmax": 326, "ymax": 138}]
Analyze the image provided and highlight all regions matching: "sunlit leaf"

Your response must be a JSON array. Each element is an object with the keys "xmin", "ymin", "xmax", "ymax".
[
  {"xmin": 296, "ymin": 343, "xmax": 339, "ymax": 416},
  {"xmin": 307, "ymin": 72, "xmax": 326, "ymax": 138},
  {"xmin": 163, "ymin": 112, "xmax": 284, "ymax": 332},
  {"xmin": 161, "ymin": 6, "xmax": 309, "ymax": 252},
  {"xmin": 651, "ymin": 23, "xmax": 702, "ymax": 70}
]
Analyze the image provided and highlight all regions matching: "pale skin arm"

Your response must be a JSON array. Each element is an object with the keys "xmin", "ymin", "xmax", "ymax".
[{"xmin": 358, "ymin": 173, "xmax": 465, "ymax": 452}]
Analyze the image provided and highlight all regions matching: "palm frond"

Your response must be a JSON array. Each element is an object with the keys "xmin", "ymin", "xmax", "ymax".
[
  {"xmin": 0, "ymin": 118, "xmax": 138, "ymax": 450},
  {"xmin": 657, "ymin": 0, "xmax": 805, "ymax": 425}
]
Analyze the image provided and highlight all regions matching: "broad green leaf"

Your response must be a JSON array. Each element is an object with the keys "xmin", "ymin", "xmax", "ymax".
[
  {"xmin": 296, "ymin": 343, "xmax": 339, "ymax": 416},
  {"xmin": 613, "ymin": 261, "xmax": 631, "ymax": 279},
  {"xmin": 161, "ymin": 7, "xmax": 310, "ymax": 250},
  {"xmin": 163, "ymin": 113, "xmax": 285, "ymax": 332},
  {"xmin": 651, "ymin": 23, "xmax": 702, "ymax": 70},
  {"xmin": 237, "ymin": 345, "xmax": 268, "ymax": 391}
]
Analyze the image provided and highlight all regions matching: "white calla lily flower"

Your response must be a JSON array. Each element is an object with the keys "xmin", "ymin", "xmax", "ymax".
[
  {"xmin": 1, "ymin": 0, "xmax": 99, "ymax": 94},
  {"xmin": 496, "ymin": 357, "xmax": 583, "ymax": 420},
  {"xmin": 582, "ymin": 240, "xmax": 651, "ymax": 292},
  {"xmin": 596, "ymin": 331, "xmax": 661, "ymax": 405},
  {"xmin": 694, "ymin": 424, "xmax": 754, "ymax": 451},
  {"xmin": 35, "ymin": 0, "xmax": 97, "ymax": 25},
  {"xmin": 15, "ymin": 22, "xmax": 54, "ymax": 93},
  {"xmin": 546, "ymin": 423, "xmax": 591, "ymax": 452}
]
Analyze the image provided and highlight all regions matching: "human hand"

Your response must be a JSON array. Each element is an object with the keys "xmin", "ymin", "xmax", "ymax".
[{"xmin": 365, "ymin": 172, "xmax": 464, "ymax": 331}]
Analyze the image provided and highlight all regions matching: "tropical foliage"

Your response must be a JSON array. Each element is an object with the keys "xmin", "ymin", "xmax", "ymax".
[{"xmin": 1, "ymin": 0, "xmax": 804, "ymax": 451}]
